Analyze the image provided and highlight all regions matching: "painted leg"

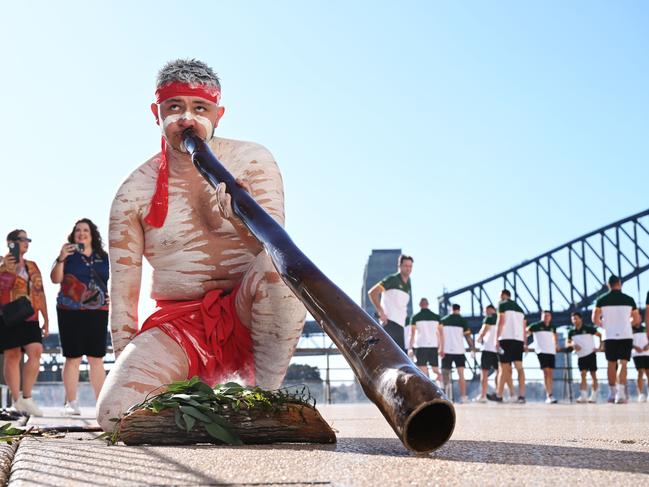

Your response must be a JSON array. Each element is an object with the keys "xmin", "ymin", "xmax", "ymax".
[
  {"xmin": 22, "ymin": 343, "xmax": 43, "ymax": 398},
  {"xmin": 96, "ymin": 328, "xmax": 189, "ymax": 432},
  {"xmin": 63, "ymin": 357, "xmax": 82, "ymax": 402},
  {"xmin": 87, "ymin": 356, "xmax": 106, "ymax": 399},
  {"xmin": 235, "ymin": 252, "xmax": 306, "ymax": 389}
]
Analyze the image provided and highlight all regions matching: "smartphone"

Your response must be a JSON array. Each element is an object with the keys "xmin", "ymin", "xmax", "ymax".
[
  {"xmin": 8, "ymin": 242, "xmax": 20, "ymax": 261},
  {"xmin": 74, "ymin": 243, "xmax": 85, "ymax": 252}
]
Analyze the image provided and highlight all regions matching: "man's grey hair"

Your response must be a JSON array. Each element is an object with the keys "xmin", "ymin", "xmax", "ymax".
[{"xmin": 156, "ymin": 59, "xmax": 221, "ymax": 90}]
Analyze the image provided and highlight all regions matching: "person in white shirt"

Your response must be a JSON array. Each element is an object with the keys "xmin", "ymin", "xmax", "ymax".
[
  {"xmin": 476, "ymin": 305, "xmax": 498, "ymax": 402},
  {"xmin": 567, "ymin": 312, "xmax": 602, "ymax": 403},
  {"xmin": 440, "ymin": 304, "xmax": 475, "ymax": 403},
  {"xmin": 409, "ymin": 298, "xmax": 443, "ymax": 383},
  {"xmin": 592, "ymin": 275, "xmax": 641, "ymax": 404},
  {"xmin": 527, "ymin": 310, "xmax": 559, "ymax": 404}
]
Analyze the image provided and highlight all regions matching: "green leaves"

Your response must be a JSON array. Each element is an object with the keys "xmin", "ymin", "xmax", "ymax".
[{"xmin": 108, "ymin": 377, "xmax": 313, "ymax": 446}]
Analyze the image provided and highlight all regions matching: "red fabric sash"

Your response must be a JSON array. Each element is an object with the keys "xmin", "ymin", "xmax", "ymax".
[{"xmin": 139, "ymin": 287, "xmax": 254, "ymax": 386}]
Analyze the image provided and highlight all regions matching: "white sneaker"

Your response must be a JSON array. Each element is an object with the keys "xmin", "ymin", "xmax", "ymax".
[
  {"xmin": 545, "ymin": 396, "xmax": 558, "ymax": 404},
  {"xmin": 614, "ymin": 385, "xmax": 627, "ymax": 404},
  {"xmin": 576, "ymin": 391, "xmax": 588, "ymax": 404},
  {"xmin": 588, "ymin": 391, "xmax": 597, "ymax": 403},
  {"xmin": 13, "ymin": 396, "xmax": 43, "ymax": 417},
  {"xmin": 63, "ymin": 400, "xmax": 81, "ymax": 415},
  {"xmin": 638, "ymin": 393, "xmax": 647, "ymax": 403},
  {"xmin": 459, "ymin": 395, "xmax": 469, "ymax": 404},
  {"xmin": 474, "ymin": 395, "xmax": 488, "ymax": 403}
]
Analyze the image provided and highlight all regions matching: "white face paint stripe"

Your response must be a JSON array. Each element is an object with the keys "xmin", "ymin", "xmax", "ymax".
[{"xmin": 161, "ymin": 110, "xmax": 215, "ymax": 149}]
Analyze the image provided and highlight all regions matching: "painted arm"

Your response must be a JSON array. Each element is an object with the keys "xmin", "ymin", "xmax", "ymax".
[
  {"xmin": 109, "ymin": 186, "xmax": 144, "ymax": 358},
  {"xmin": 215, "ymin": 143, "xmax": 287, "ymax": 254},
  {"xmin": 367, "ymin": 283, "xmax": 386, "ymax": 323}
]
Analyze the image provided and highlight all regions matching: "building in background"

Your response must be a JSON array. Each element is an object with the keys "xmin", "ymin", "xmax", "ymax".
[{"xmin": 361, "ymin": 249, "xmax": 413, "ymax": 320}]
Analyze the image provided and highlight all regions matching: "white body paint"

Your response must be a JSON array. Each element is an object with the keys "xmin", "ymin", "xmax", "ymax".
[
  {"xmin": 162, "ymin": 111, "xmax": 214, "ymax": 152},
  {"xmin": 97, "ymin": 136, "xmax": 306, "ymax": 431}
]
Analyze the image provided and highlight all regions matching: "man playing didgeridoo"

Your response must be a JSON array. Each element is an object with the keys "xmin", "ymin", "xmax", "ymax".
[{"xmin": 96, "ymin": 59, "xmax": 306, "ymax": 430}]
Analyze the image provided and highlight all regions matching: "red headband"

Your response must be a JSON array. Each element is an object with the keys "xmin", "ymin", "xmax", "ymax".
[
  {"xmin": 155, "ymin": 81, "xmax": 221, "ymax": 104},
  {"xmin": 144, "ymin": 82, "xmax": 221, "ymax": 228}
]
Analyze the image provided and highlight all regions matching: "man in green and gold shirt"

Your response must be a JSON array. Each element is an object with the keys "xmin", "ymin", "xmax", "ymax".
[{"xmin": 368, "ymin": 255, "xmax": 413, "ymax": 352}]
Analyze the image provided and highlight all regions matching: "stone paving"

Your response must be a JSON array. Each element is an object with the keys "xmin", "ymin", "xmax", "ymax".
[{"xmin": 3, "ymin": 401, "xmax": 649, "ymax": 486}]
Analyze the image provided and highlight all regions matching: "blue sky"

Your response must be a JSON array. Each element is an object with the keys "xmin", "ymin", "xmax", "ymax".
[{"xmin": 1, "ymin": 1, "xmax": 648, "ymax": 332}]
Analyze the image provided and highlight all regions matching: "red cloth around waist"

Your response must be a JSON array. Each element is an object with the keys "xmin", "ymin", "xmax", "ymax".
[{"xmin": 139, "ymin": 287, "xmax": 254, "ymax": 386}]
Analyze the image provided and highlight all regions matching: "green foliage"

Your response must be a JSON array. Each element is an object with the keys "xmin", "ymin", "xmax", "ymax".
[{"xmin": 105, "ymin": 377, "xmax": 313, "ymax": 446}]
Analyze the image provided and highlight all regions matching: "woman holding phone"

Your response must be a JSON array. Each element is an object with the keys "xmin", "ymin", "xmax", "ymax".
[
  {"xmin": 51, "ymin": 218, "xmax": 109, "ymax": 415},
  {"xmin": 0, "ymin": 229, "xmax": 48, "ymax": 416}
]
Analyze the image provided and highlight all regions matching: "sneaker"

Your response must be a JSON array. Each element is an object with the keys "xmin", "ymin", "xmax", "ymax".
[
  {"xmin": 13, "ymin": 396, "xmax": 43, "ymax": 417},
  {"xmin": 576, "ymin": 391, "xmax": 588, "ymax": 404},
  {"xmin": 63, "ymin": 400, "xmax": 81, "ymax": 416},
  {"xmin": 474, "ymin": 395, "xmax": 488, "ymax": 404},
  {"xmin": 459, "ymin": 395, "xmax": 469, "ymax": 404},
  {"xmin": 615, "ymin": 385, "xmax": 627, "ymax": 404},
  {"xmin": 516, "ymin": 396, "xmax": 526, "ymax": 404},
  {"xmin": 545, "ymin": 395, "xmax": 558, "ymax": 404},
  {"xmin": 588, "ymin": 391, "xmax": 597, "ymax": 403},
  {"xmin": 638, "ymin": 393, "xmax": 647, "ymax": 403},
  {"xmin": 607, "ymin": 393, "xmax": 615, "ymax": 404},
  {"xmin": 486, "ymin": 393, "xmax": 503, "ymax": 402}
]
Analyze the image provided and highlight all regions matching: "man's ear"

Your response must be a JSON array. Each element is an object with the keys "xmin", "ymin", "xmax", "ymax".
[
  {"xmin": 213, "ymin": 106, "xmax": 226, "ymax": 128},
  {"xmin": 151, "ymin": 103, "xmax": 160, "ymax": 125}
]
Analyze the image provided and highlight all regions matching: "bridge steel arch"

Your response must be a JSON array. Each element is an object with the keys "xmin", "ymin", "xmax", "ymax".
[{"xmin": 438, "ymin": 208, "xmax": 649, "ymax": 328}]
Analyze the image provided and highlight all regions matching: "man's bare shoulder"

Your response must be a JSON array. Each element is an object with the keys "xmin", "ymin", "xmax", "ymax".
[
  {"xmin": 113, "ymin": 154, "xmax": 160, "ymax": 201},
  {"xmin": 211, "ymin": 137, "xmax": 278, "ymax": 167}
]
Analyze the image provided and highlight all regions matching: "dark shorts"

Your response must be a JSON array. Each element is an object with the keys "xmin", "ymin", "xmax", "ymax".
[
  {"xmin": 57, "ymin": 308, "xmax": 108, "ymax": 358},
  {"xmin": 384, "ymin": 320, "xmax": 405, "ymax": 351},
  {"xmin": 499, "ymin": 339, "xmax": 524, "ymax": 363},
  {"xmin": 578, "ymin": 352, "xmax": 598, "ymax": 372},
  {"xmin": 0, "ymin": 318, "xmax": 42, "ymax": 352},
  {"xmin": 633, "ymin": 355, "xmax": 649, "ymax": 370},
  {"xmin": 537, "ymin": 353, "xmax": 555, "ymax": 369},
  {"xmin": 441, "ymin": 353, "xmax": 466, "ymax": 370},
  {"xmin": 415, "ymin": 347, "xmax": 438, "ymax": 367},
  {"xmin": 604, "ymin": 339, "xmax": 633, "ymax": 362},
  {"xmin": 481, "ymin": 351, "xmax": 499, "ymax": 371}
]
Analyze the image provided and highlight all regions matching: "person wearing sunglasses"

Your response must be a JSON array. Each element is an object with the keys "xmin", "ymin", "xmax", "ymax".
[{"xmin": 0, "ymin": 229, "xmax": 48, "ymax": 416}]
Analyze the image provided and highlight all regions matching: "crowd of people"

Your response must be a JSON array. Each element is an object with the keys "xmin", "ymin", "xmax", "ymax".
[
  {"xmin": 0, "ymin": 220, "xmax": 109, "ymax": 416},
  {"xmin": 369, "ymin": 256, "xmax": 649, "ymax": 405}
]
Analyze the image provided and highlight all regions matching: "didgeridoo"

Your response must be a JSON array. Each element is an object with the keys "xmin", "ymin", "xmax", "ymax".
[{"xmin": 183, "ymin": 129, "xmax": 455, "ymax": 452}]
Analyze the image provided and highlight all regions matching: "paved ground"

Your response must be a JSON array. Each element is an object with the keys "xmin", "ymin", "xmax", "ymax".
[{"xmin": 3, "ymin": 401, "xmax": 649, "ymax": 486}]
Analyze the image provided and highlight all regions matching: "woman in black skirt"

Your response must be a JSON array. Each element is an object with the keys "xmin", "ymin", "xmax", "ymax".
[
  {"xmin": 0, "ymin": 229, "xmax": 48, "ymax": 416},
  {"xmin": 51, "ymin": 219, "xmax": 109, "ymax": 415}
]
